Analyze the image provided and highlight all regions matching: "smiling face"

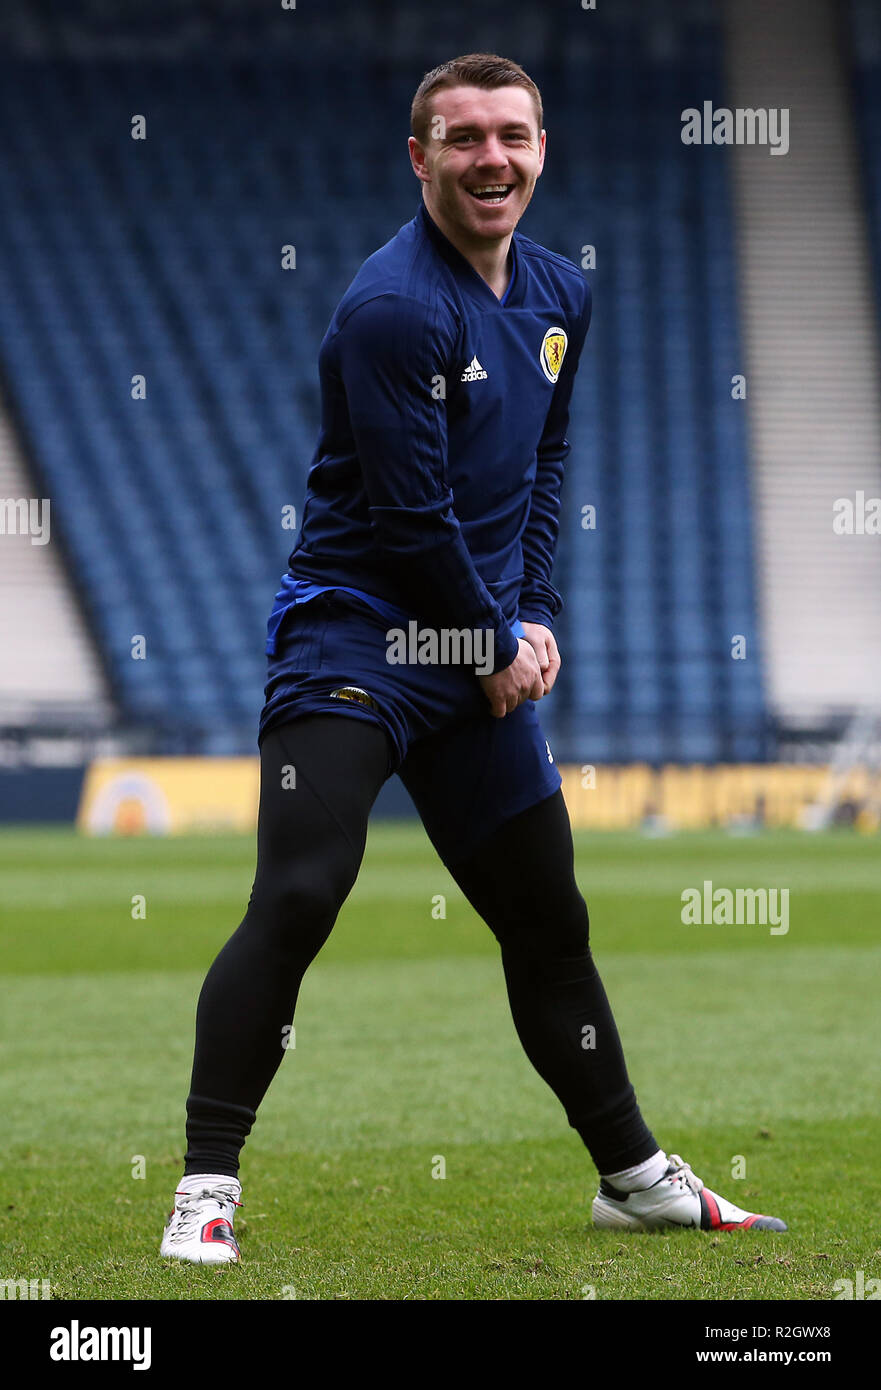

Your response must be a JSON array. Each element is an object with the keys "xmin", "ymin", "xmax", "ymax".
[{"xmin": 409, "ymin": 84, "xmax": 546, "ymax": 250}]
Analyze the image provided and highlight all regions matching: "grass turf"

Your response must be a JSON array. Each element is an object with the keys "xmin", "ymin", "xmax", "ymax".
[{"xmin": 1, "ymin": 824, "xmax": 879, "ymax": 1300}]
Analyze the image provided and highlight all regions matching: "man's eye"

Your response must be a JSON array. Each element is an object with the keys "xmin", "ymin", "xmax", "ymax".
[{"xmin": 451, "ymin": 132, "xmax": 527, "ymax": 145}]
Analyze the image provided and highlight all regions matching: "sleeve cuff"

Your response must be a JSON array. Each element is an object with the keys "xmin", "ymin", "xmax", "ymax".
[
  {"xmin": 490, "ymin": 622, "xmax": 521, "ymax": 674},
  {"xmin": 517, "ymin": 607, "xmax": 556, "ymax": 631}
]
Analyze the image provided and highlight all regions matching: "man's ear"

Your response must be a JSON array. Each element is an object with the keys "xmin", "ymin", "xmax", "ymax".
[
  {"xmin": 408, "ymin": 135, "xmax": 431, "ymax": 184},
  {"xmin": 535, "ymin": 129, "xmax": 547, "ymax": 177}
]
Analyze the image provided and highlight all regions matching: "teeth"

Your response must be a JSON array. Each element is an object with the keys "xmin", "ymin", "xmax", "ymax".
[{"xmin": 471, "ymin": 184, "xmax": 509, "ymax": 194}]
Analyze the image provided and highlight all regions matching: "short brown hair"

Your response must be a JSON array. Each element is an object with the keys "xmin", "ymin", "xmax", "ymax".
[{"xmin": 410, "ymin": 53, "xmax": 543, "ymax": 147}]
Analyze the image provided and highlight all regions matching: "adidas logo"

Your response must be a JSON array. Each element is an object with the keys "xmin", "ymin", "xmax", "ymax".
[{"xmin": 460, "ymin": 355, "xmax": 488, "ymax": 382}]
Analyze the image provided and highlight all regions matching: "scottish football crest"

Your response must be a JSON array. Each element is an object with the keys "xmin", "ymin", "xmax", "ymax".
[{"xmin": 539, "ymin": 326, "xmax": 568, "ymax": 383}]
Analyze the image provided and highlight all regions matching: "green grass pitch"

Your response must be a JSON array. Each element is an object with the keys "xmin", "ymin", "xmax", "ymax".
[{"xmin": 1, "ymin": 822, "xmax": 879, "ymax": 1301}]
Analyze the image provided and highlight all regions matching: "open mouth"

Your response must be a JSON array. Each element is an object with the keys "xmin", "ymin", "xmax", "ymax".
[{"xmin": 465, "ymin": 183, "xmax": 515, "ymax": 205}]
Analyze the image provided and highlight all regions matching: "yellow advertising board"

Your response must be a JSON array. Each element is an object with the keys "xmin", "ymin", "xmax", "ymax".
[
  {"xmin": 77, "ymin": 759, "xmax": 259, "ymax": 835},
  {"xmin": 77, "ymin": 758, "xmax": 876, "ymax": 835},
  {"xmin": 559, "ymin": 763, "xmax": 874, "ymax": 830}
]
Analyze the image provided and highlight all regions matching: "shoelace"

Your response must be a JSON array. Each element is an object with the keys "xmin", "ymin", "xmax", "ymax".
[
  {"xmin": 665, "ymin": 1153, "xmax": 704, "ymax": 1196},
  {"xmin": 166, "ymin": 1184, "xmax": 243, "ymax": 1245}
]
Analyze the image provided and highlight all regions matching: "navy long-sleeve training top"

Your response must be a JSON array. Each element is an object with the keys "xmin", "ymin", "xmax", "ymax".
[{"xmin": 277, "ymin": 199, "xmax": 592, "ymax": 674}]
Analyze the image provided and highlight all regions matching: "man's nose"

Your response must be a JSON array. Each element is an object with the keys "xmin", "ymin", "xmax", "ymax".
[{"xmin": 473, "ymin": 136, "xmax": 509, "ymax": 168}]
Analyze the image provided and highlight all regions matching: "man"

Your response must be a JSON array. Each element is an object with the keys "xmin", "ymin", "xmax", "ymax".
[{"xmin": 160, "ymin": 53, "xmax": 786, "ymax": 1264}]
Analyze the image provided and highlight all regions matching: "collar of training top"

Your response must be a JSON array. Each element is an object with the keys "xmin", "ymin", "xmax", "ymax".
[{"xmin": 417, "ymin": 201, "xmax": 521, "ymax": 310}]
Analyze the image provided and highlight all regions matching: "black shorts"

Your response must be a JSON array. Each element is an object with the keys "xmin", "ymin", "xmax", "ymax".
[{"xmin": 258, "ymin": 590, "xmax": 562, "ymax": 866}]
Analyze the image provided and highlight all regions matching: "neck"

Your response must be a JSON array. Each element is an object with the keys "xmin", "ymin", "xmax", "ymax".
[{"xmin": 424, "ymin": 197, "xmax": 513, "ymax": 301}]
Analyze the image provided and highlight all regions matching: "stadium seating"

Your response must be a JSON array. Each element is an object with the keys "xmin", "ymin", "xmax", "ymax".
[
  {"xmin": 0, "ymin": 0, "xmax": 768, "ymax": 759},
  {"xmin": 848, "ymin": 0, "xmax": 881, "ymax": 327}
]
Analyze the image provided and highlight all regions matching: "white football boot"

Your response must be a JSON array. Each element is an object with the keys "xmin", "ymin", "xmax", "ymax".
[
  {"xmin": 160, "ymin": 1176, "xmax": 243, "ymax": 1264},
  {"xmin": 592, "ymin": 1153, "xmax": 787, "ymax": 1232}
]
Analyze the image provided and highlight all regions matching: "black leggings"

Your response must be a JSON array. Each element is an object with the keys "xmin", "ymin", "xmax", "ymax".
[{"xmin": 184, "ymin": 715, "xmax": 658, "ymax": 1177}]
